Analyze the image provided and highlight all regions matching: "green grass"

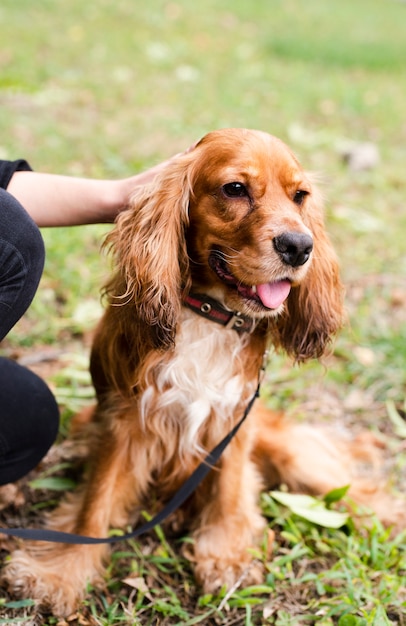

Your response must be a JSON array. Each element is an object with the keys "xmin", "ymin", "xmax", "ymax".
[{"xmin": 0, "ymin": 0, "xmax": 405, "ymax": 623}]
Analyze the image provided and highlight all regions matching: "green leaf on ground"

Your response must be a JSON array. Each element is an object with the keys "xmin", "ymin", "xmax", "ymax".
[{"xmin": 270, "ymin": 491, "xmax": 349, "ymax": 528}]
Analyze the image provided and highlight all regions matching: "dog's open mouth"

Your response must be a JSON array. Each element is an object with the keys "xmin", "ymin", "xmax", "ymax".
[{"xmin": 208, "ymin": 251, "xmax": 291, "ymax": 310}]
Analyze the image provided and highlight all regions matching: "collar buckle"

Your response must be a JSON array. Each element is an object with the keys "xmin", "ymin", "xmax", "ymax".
[
  {"xmin": 184, "ymin": 293, "xmax": 257, "ymax": 334},
  {"xmin": 225, "ymin": 312, "xmax": 246, "ymax": 330}
]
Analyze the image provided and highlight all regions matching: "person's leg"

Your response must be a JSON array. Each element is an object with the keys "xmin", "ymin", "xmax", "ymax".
[
  {"xmin": 0, "ymin": 187, "xmax": 45, "ymax": 341},
  {"xmin": 0, "ymin": 188, "xmax": 59, "ymax": 484},
  {"xmin": 0, "ymin": 358, "xmax": 59, "ymax": 485}
]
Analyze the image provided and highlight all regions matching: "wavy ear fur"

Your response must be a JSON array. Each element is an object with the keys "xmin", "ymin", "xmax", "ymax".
[
  {"xmin": 273, "ymin": 185, "xmax": 344, "ymax": 362},
  {"xmin": 103, "ymin": 154, "xmax": 194, "ymax": 349}
]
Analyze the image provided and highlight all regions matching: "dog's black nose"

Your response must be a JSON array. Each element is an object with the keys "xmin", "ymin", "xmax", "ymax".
[{"xmin": 273, "ymin": 232, "xmax": 313, "ymax": 267}]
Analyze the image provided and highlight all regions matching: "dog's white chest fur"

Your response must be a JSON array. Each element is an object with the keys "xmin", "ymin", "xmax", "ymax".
[{"xmin": 140, "ymin": 308, "xmax": 251, "ymax": 454}]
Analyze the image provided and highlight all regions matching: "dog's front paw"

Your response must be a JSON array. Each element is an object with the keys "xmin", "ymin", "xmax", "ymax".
[
  {"xmin": 3, "ymin": 547, "xmax": 102, "ymax": 616},
  {"xmin": 191, "ymin": 510, "xmax": 267, "ymax": 594},
  {"xmin": 194, "ymin": 554, "xmax": 264, "ymax": 594}
]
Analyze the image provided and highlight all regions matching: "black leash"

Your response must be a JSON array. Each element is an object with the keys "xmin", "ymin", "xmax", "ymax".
[{"xmin": 0, "ymin": 384, "xmax": 260, "ymax": 545}]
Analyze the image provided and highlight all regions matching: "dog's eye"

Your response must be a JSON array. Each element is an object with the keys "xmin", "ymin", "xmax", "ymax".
[
  {"xmin": 223, "ymin": 182, "xmax": 248, "ymax": 198},
  {"xmin": 293, "ymin": 189, "xmax": 309, "ymax": 206}
]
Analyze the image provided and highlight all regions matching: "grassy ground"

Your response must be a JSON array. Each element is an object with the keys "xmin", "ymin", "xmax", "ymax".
[{"xmin": 0, "ymin": 0, "xmax": 405, "ymax": 623}]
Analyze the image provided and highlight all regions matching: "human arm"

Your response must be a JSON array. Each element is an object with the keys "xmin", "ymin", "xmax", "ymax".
[{"xmin": 6, "ymin": 160, "xmax": 170, "ymax": 227}]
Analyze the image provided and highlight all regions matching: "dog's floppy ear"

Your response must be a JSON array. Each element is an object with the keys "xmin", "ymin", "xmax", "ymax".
[
  {"xmin": 104, "ymin": 154, "xmax": 194, "ymax": 349},
  {"xmin": 274, "ymin": 185, "xmax": 344, "ymax": 361}
]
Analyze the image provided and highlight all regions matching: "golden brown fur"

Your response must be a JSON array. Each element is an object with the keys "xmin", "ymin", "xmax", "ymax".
[{"xmin": 4, "ymin": 128, "xmax": 352, "ymax": 615}]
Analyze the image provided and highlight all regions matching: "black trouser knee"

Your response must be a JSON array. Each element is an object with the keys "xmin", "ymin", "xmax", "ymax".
[{"xmin": 0, "ymin": 358, "xmax": 59, "ymax": 485}]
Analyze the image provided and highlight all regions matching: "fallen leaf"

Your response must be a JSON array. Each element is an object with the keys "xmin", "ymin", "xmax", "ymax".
[
  {"xmin": 122, "ymin": 575, "xmax": 152, "ymax": 599},
  {"xmin": 270, "ymin": 491, "xmax": 348, "ymax": 528}
]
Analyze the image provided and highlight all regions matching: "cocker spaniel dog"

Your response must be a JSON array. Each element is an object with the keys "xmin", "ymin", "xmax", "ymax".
[{"xmin": 4, "ymin": 129, "xmax": 395, "ymax": 615}]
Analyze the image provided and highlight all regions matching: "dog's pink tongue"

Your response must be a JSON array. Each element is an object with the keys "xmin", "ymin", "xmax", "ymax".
[{"xmin": 256, "ymin": 280, "xmax": 291, "ymax": 309}]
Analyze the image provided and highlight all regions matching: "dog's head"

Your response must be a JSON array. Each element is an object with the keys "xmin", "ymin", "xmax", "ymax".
[{"xmin": 106, "ymin": 128, "xmax": 343, "ymax": 360}]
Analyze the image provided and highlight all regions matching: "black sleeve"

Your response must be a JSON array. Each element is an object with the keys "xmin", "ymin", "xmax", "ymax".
[{"xmin": 0, "ymin": 159, "xmax": 33, "ymax": 190}]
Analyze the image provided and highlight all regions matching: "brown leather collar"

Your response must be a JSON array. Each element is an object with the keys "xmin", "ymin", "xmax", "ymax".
[{"xmin": 183, "ymin": 293, "xmax": 256, "ymax": 333}]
